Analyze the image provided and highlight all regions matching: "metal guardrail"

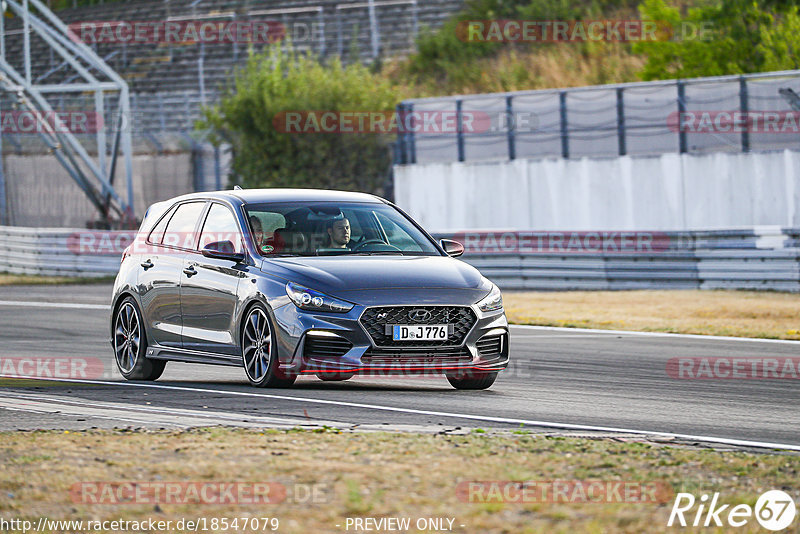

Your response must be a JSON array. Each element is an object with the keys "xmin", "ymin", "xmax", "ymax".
[
  {"xmin": 0, "ymin": 226, "xmax": 121, "ymax": 277},
  {"xmin": 433, "ymin": 228, "xmax": 800, "ymax": 292},
  {"xmin": 1, "ymin": 225, "xmax": 798, "ymax": 291}
]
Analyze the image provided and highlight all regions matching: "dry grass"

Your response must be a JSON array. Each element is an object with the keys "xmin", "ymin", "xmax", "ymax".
[
  {"xmin": 0, "ymin": 428, "xmax": 798, "ymax": 533},
  {"xmin": 504, "ymin": 290, "xmax": 800, "ymax": 340},
  {"xmin": 0, "ymin": 274, "xmax": 114, "ymax": 286},
  {"xmin": 392, "ymin": 43, "xmax": 646, "ymax": 98}
]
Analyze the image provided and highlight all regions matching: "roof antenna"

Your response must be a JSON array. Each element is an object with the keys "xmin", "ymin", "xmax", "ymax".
[{"xmin": 233, "ymin": 185, "xmax": 243, "ymax": 190}]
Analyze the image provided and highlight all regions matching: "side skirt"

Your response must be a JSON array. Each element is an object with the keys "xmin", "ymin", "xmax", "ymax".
[{"xmin": 145, "ymin": 344, "xmax": 242, "ymax": 367}]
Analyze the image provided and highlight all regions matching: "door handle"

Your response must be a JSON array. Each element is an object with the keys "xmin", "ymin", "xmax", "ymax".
[
  {"xmin": 183, "ymin": 266, "xmax": 197, "ymax": 277},
  {"xmin": 140, "ymin": 259, "xmax": 154, "ymax": 270}
]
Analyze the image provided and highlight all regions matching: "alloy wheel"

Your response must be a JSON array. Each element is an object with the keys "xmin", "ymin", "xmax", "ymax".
[
  {"xmin": 114, "ymin": 302, "xmax": 140, "ymax": 374},
  {"xmin": 243, "ymin": 308, "xmax": 272, "ymax": 382}
]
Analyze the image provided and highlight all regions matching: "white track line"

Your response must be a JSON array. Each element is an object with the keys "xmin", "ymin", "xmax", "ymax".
[
  {"xmin": 0, "ymin": 392, "xmax": 338, "ymax": 428},
  {"xmin": 0, "ymin": 300, "xmax": 110, "ymax": 310},
  {"xmin": 511, "ymin": 324, "xmax": 800, "ymax": 345},
  {"xmin": 1, "ymin": 375, "xmax": 798, "ymax": 452}
]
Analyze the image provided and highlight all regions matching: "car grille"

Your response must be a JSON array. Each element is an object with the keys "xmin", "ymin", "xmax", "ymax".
[
  {"xmin": 476, "ymin": 333, "xmax": 505, "ymax": 357},
  {"xmin": 360, "ymin": 306, "xmax": 476, "ymax": 347},
  {"xmin": 362, "ymin": 346, "xmax": 473, "ymax": 366},
  {"xmin": 303, "ymin": 335, "xmax": 352, "ymax": 360}
]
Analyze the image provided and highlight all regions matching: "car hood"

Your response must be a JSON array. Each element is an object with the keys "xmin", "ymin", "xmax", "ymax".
[{"xmin": 260, "ymin": 255, "xmax": 490, "ymax": 297}]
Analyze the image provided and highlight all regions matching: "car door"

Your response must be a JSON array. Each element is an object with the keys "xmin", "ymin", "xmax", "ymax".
[
  {"xmin": 180, "ymin": 202, "xmax": 246, "ymax": 356},
  {"xmin": 138, "ymin": 201, "xmax": 207, "ymax": 349}
]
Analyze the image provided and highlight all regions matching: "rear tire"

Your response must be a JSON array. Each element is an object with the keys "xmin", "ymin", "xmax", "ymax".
[
  {"xmin": 446, "ymin": 371, "xmax": 498, "ymax": 390},
  {"xmin": 113, "ymin": 297, "xmax": 166, "ymax": 381},
  {"xmin": 241, "ymin": 303, "xmax": 296, "ymax": 388}
]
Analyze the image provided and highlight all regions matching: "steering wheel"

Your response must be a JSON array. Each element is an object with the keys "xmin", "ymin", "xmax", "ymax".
[{"xmin": 351, "ymin": 239, "xmax": 401, "ymax": 252}]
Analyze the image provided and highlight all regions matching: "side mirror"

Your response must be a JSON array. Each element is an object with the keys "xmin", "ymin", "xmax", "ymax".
[
  {"xmin": 440, "ymin": 239, "xmax": 464, "ymax": 258},
  {"xmin": 201, "ymin": 241, "xmax": 245, "ymax": 263}
]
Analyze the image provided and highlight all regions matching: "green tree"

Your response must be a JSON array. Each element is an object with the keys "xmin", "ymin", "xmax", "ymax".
[
  {"xmin": 758, "ymin": 6, "xmax": 800, "ymax": 70},
  {"xmin": 634, "ymin": 0, "xmax": 777, "ymax": 80},
  {"xmin": 200, "ymin": 46, "xmax": 399, "ymax": 194}
]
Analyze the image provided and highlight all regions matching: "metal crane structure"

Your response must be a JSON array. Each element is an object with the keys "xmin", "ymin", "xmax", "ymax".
[{"xmin": 0, "ymin": 0, "xmax": 134, "ymax": 227}]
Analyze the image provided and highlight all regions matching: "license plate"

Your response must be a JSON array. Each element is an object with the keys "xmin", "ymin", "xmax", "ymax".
[{"xmin": 392, "ymin": 325, "xmax": 449, "ymax": 341}]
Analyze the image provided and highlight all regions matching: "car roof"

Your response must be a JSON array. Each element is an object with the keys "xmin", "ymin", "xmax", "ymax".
[{"xmin": 167, "ymin": 188, "xmax": 387, "ymax": 205}]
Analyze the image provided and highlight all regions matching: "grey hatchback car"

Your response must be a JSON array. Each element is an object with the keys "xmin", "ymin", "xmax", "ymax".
[{"xmin": 110, "ymin": 189, "xmax": 509, "ymax": 389}]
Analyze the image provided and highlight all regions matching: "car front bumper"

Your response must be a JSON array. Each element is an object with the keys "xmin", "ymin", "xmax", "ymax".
[{"xmin": 272, "ymin": 301, "xmax": 510, "ymax": 377}]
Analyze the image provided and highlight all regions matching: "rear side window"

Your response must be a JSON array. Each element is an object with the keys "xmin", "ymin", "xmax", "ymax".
[
  {"xmin": 160, "ymin": 201, "xmax": 206, "ymax": 250},
  {"xmin": 147, "ymin": 205, "xmax": 175, "ymax": 244},
  {"xmin": 199, "ymin": 203, "xmax": 243, "ymax": 253}
]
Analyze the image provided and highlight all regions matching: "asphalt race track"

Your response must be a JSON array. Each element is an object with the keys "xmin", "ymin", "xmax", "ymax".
[{"xmin": 0, "ymin": 284, "xmax": 798, "ymax": 449}]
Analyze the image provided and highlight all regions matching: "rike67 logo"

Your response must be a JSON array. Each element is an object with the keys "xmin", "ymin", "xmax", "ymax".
[{"xmin": 668, "ymin": 490, "xmax": 796, "ymax": 531}]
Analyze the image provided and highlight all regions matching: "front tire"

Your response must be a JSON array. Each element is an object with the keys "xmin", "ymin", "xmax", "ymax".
[
  {"xmin": 113, "ymin": 297, "xmax": 166, "ymax": 381},
  {"xmin": 241, "ymin": 304, "xmax": 296, "ymax": 388},
  {"xmin": 446, "ymin": 371, "xmax": 498, "ymax": 390}
]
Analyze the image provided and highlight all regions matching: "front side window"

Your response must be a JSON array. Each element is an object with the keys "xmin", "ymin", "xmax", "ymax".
[
  {"xmin": 199, "ymin": 203, "xmax": 243, "ymax": 254},
  {"xmin": 243, "ymin": 202, "xmax": 440, "ymax": 257}
]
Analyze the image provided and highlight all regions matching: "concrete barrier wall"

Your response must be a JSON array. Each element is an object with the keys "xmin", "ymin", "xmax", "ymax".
[
  {"xmin": 2, "ymin": 152, "xmax": 194, "ymax": 228},
  {"xmin": 394, "ymin": 150, "xmax": 800, "ymax": 232}
]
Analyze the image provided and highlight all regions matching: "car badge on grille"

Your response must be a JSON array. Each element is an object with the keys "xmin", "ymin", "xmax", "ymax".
[
  {"xmin": 408, "ymin": 309, "xmax": 432, "ymax": 322},
  {"xmin": 377, "ymin": 312, "xmax": 388, "ymax": 320}
]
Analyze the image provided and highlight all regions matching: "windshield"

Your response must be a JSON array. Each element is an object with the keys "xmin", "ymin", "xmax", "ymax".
[{"xmin": 243, "ymin": 201, "xmax": 441, "ymax": 257}]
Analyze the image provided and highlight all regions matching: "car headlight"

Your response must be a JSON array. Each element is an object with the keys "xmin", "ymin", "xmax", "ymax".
[
  {"xmin": 477, "ymin": 284, "xmax": 503, "ymax": 313},
  {"xmin": 286, "ymin": 282, "xmax": 354, "ymax": 313}
]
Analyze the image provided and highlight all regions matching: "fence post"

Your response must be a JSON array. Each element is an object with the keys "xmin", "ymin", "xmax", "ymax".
[
  {"xmin": 157, "ymin": 92, "xmax": 166, "ymax": 132},
  {"xmin": 198, "ymin": 41, "xmax": 206, "ymax": 106},
  {"xmin": 408, "ymin": 103, "xmax": 416, "ymax": 164},
  {"xmin": 214, "ymin": 144, "xmax": 221, "ymax": 190},
  {"xmin": 677, "ymin": 80, "xmax": 687, "ymax": 153},
  {"xmin": 506, "ymin": 95, "xmax": 516, "ymax": 160},
  {"xmin": 456, "ymin": 99, "xmax": 465, "ymax": 162},
  {"xmin": 0, "ymin": 97, "xmax": 6, "ymax": 225},
  {"xmin": 616, "ymin": 87, "xmax": 626, "ymax": 156},
  {"xmin": 395, "ymin": 103, "xmax": 406, "ymax": 164},
  {"xmin": 739, "ymin": 76, "xmax": 750, "ymax": 153},
  {"xmin": 317, "ymin": 8, "xmax": 326, "ymax": 57},
  {"xmin": 411, "ymin": 0, "xmax": 418, "ymax": 42},
  {"xmin": 336, "ymin": 8, "xmax": 343, "ymax": 57},
  {"xmin": 367, "ymin": 0, "xmax": 380, "ymax": 59},
  {"xmin": 559, "ymin": 91, "xmax": 569, "ymax": 158},
  {"xmin": 193, "ymin": 143, "xmax": 204, "ymax": 192}
]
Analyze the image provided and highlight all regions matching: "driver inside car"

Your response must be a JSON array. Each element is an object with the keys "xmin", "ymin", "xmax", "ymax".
[
  {"xmin": 248, "ymin": 215, "xmax": 264, "ymax": 247},
  {"xmin": 326, "ymin": 217, "xmax": 351, "ymax": 249}
]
